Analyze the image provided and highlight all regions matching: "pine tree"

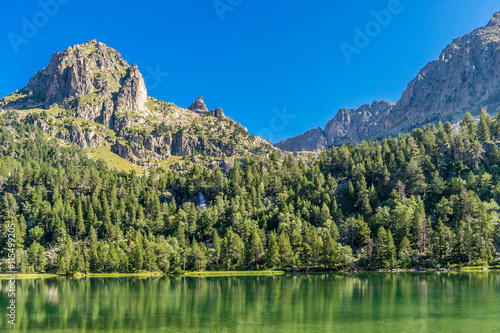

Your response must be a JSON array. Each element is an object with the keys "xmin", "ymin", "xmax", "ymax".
[
  {"xmin": 143, "ymin": 238, "xmax": 156, "ymax": 271},
  {"xmin": 398, "ymin": 237, "xmax": 412, "ymax": 267},
  {"xmin": 130, "ymin": 232, "xmax": 144, "ymax": 271},
  {"xmin": 355, "ymin": 216, "xmax": 371, "ymax": 248},
  {"xmin": 462, "ymin": 111, "xmax": 476, "ymax": 138},
  {"xmin": 375, "ymin": 227, "xmax": 396, "ymax": 269},
  {"xmin": 321, "ymin": 232, "xmax": 338, "ymax": 270},
  {"xmin": 477, "ymin": 109, "xmax": 491, "ymax": 142},
  {"xmin": 224, "ymin": 229, "xmax": 244, "ymax": 269},
  {"xmin": 191, "ymin": 238, "xmax": 206, "ymax": 271},
  {"xmin": 412, "ymin": 201, "xmax": 429, "ymax": 253},
  {"xmin": 299, "ymin": 243, "xmax": 312, "ymax": 273},
  {"xmin": 246, "ymin": 227, "xmax": 264, "ymax": 268},
  {"xmin": 386, "ymin": 230, "xmax": 396, "ymax": 268},
  {"xmin": 320, "ymin": 203, "xmax": 331, "ymax": 225},
  {"xmin": 432, "ymin": 219, "xmax": 447, "ymax": 261},
  {"xmin": 356, "ymin": 175, "xmax": 372, "ymax": 217},
  {"xmin": 27, "ymin": 241, "xmax": 46, "ymax": 272},
  {"xmin": 76, "ymin": 201, "xmax": 85, "ymax": 241},
  {"xmin": 108, "ymin": 244, "xmax": 120, "ymax": 272},
  {"xmin": 277, "ymin": 232, "xmax": 294, "ymax": 267},
  {"xmin": 212, "ymin": 230, "xmax": 222, "ymax": 266},
  {"xmin": 266, "ymin": 231, "xmax": 280, "ymax": 269},
  {"xmin": 369, "ymin": 184, "xmax": 379, "ymax": 211},
  {"xmin": 55, "ymin": 235, "xmax": 73, "ymax": 274}
]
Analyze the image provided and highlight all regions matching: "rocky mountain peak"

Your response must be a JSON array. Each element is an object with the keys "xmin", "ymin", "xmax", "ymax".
[
  {"xmin": 188, "ymin": 96, "xmax": 208, "ymax": 112},
  {"xmin": 277, "ymin": 11, "xmax": 500, "ymax": 152},
  {"xmin": 0, "ymin": 41, "xmax": 274, "ymax": 173},
  {"xmin": 388, "ymin": 11, "xmax": 500, "ymax": 135},
  {"xmin": 26, "ymin": 40, "xmax": 131, "ymax": 107},
  {"xmin": 2, "ymin": 40, "xmax": 149, "ymax": 128},
  {"xmin": 275, "ymin": 100, "xmax": 394, "ymax": 152},
  {"xmin": 487, "ymin": 11, "xmax": 500, "ymax": 27}
]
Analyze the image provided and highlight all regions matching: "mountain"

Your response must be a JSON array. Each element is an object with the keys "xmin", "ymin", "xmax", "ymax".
[
  {"xmin": 276, "ymin": 101, "xmax": 394, "ymax": 151},
  {"xmin": 2, "ymin": 16, "xmax": 500, "ymax": 279},
  {"xmin": 276, "ymin": 11, "xmax": 500, "ymax": 152},
  {"xmin": 0, "ymin": 40, "xmax": 273, "ymax": 172}
]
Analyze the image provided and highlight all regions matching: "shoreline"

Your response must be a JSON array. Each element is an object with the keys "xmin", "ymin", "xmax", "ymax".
[
  {"xmin": 0, "ymin": 267, "xmax": 498, "ymax": 279},
  {"xmin": 182, "ymin": 270, "xmax": 285, "ymax": 277}
]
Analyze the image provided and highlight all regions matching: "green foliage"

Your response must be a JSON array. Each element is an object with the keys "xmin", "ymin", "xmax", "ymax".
[{"xmin": 1, "ymin": 110, "xmax": 500, "ymax": 274}]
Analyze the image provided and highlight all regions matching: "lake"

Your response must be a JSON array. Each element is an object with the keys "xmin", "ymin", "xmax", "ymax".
[{"xmin": 1, "ymin": 272, "xmax": 499, "ymax": 332}]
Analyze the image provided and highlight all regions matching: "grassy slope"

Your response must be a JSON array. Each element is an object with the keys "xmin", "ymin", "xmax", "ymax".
[{"xmin": 85, "ymin": 145, "xmax": 146, "ymax": 173}]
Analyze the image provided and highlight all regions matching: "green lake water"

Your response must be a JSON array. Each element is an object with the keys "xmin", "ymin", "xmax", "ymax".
[{"xmin": 1, "ymin": 272, "xmax": 499, "ymax": 332}]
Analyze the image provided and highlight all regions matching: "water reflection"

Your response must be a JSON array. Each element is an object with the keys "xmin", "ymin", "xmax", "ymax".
[{"xmin": 0, "ymin": 273, "xmax": 499, "ymax": 332}]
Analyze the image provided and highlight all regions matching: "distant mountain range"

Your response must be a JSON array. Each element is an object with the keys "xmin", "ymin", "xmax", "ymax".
[
  {"xmin": 276, "ymin": 11, "xmax": 500, "ymax": 151},
  {"xmin": 2, "ymin": 12, "xmax": 500, "ymax": 168}
]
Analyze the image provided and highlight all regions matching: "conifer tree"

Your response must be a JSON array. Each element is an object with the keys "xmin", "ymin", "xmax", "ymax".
[
  {"xmin": 76, "ymin": 201, "xmax": 85, "ymax": 241},
  {"xmin": 277, "ymin": 232, "xmax": 294, "ymax": 267},
  {"xmin": 477, "ymin": 109, "xmax": 491, "ymax": 142},
  {"xmin": 266, "ymin": 231, "xmax": 280, "ymax": 269},
  {"xmin": 212, "ymin": 230, "xmax": 222, "ymax": 266},
  {"xmin": 356, "ymin": 175, "xmax": 372, "ymax": 217}
]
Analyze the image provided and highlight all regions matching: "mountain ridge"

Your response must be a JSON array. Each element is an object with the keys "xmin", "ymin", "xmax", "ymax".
[
  {"xmin": 276, "ymin": 11, "xmax": 500, "ymax": 152},
  {"xmin": 0, "ymin": 40, "xmax": 274, "ymax": 172}
]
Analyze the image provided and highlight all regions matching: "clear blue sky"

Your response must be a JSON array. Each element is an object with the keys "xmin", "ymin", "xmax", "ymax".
[{"xmin": 1, "ymin": 0, "xmax": 499, "ymax": 142}]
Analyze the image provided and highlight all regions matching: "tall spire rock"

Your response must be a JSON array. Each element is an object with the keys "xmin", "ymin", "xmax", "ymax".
[
  {"xmin": 188, "ymin": 96, "xmax": 208, "ymax": 112},
  {"xmin": 187, "ymin": 97, "xmax": 225, "ymax": 118},
  {"xmin": 115, "ymin": 63, "xmax": 148, "ymax": 113}
]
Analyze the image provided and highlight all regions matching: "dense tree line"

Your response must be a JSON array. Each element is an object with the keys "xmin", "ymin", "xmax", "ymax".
[{"xmin": 0, "ymin": 109, "xmax": 500, "ymax": 274}]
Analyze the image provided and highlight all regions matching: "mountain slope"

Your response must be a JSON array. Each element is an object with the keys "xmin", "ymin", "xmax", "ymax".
[
  {"xmin": 276, "ymin": 101, "xmax": 394, "ymax": 151},
  {"xmin": 0, "ymin": 40, "xmax": 274, "ymax": 172},
  {"xmin": 277, "ymin": 11, "xmax": 500, "ymax": 151}
]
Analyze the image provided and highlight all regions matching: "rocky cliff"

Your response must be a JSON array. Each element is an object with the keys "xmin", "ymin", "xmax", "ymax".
[
  {"xmin": 0, "ymin": 40, "xmax": 273, "ymax": 172},
  {"xmin": 277, "ymin": 12, "xmax": 500, "ymax": 151},
  {"xmin": 188, "ymin": 96, "xmax": 208, "ymax": 112},
  {"xmin": 385, "ymin": 11, "xmax": 500, "ymax": 136},
  {"xmin": 276, "ymin": 101, "xmax": 394, "ymax": 151}
]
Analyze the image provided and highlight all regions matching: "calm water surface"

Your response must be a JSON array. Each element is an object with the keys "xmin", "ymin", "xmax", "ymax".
[{"xmin": 1, "ymin": 272, "xmax": 499, "ymax": 332}]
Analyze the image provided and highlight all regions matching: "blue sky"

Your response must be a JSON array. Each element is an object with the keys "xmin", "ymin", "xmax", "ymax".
[{"xmin": 1, "ymin": 1, "xmax": 499, "ymax": 142}]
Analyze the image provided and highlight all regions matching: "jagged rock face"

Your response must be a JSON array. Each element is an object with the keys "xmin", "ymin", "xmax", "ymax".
[
  {"xmin": 187, "ymin": 97, "xmax": 226, "ymax": 118},
  {"xmin": 324, "ymin": 101, "xmax": 395, "ymax": 145},
  {"xmin": 277, "ymin": 12, "xmax": 500, "ymax": 151},
  {"xmin": 276, "ymin": 128, "xmax": 327, "ymax": 152},
  {"xmin": 114, "ymin": 140, "xmax": 158, "ymax": 163},
  {"xmin": 26, "ymin": 40, "xmax": 129, "ymax": 106},
  {"xmin": 276, "ymin": 101, "xmax": 394, "ymax": 152},
  {"xmin": 115, "ymin": 64, "xmax": 148, "ymax": 114},
  {"xmin": 211, "ymin": 107, "xmax": 225, "ymax": 118},
  {"xmin": 17, "ymin": 40, "xmax": 148, "ymax": 125},
  {"xmin": 60, "ymin": 125, "xmax": 103, "ymax": 149},
  {"xmin": 489, "ymin": 11, "xmax": 500, "ymax": 27},
  {"xmin": 388, "ymin": 12, "xmax": 500, "ymax": 129},
  {"xmin": 25, "ymin": 116, "xmax": 104, "ymax": 149},
  {"xmin": 0, "ymin": 40, "xmax": 275, "ymax": 172},
  {"xmin": 172, "ymin": 131, "xmax": 204, "ymax": 155},
  {"xmin": 188, "ymin": 96, "xmax": 208, "ymax": 112}
]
